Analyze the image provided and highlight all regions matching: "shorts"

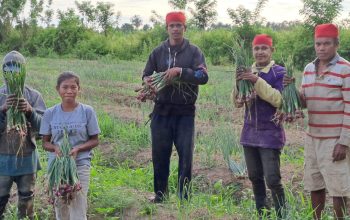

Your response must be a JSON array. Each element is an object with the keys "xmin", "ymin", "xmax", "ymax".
[{"xmin": 304, "ymin": 135, "xmax": 350, "ymax": 197}]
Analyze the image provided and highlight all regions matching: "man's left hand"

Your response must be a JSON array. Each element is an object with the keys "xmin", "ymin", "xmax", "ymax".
[
  {"xmin": 164, "ymin": 67, "xmax": 181, "ymax": 83},
  {"xmin": 17, "ymin": 98, "xmax": 33, "ymax": 117},
  {"xmin": 333, "ymin": 143, "xmax": 348, "ymax": 162},
  {"xmin": 17, "ymin": 98, "xmax": 32, "ymax": 113}
]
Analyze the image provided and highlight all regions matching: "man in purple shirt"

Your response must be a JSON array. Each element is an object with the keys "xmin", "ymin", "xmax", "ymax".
[{"xmin": 234, "ymin": 34, "xmax": 286, "ymax": 219}]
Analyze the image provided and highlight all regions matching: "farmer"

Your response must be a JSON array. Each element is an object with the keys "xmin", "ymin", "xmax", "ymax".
[
  {"xmin": 301, "ymin": 23, "xmax": 350, "ymax": 220},
  {"xmin": 233, "ymin": 34, "xmax": 286, "ymax": 218},
  {"xmin": 40, "ymin": 71, "xmax": 100, "ymax": 219},
  {"xmin": 0, "ymin": 51, "xmax": 46, "ymax": 219},
  {"xmin": 142, "ymin": 11, "xmax": 208, "ymax": 202}
]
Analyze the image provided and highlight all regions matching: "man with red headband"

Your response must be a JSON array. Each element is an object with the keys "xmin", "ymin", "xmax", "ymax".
[
  {"xmin": 142, "ymin": 11, "xmax": 208, "ymax": 203},
  {"xmin": 234, "ymin": 34, "xmax": 286, "ymax": 219},
  {"xmin": 301, "ymin": 23, "xmax": 350, "ymax": 219}
]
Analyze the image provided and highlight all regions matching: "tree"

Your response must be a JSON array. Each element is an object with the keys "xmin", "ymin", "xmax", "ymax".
[
  {"xmin": 227, "ymin": 0, "xmax": 268, "ymax": 27},
  {"xmin": 211, "ymin": 22, "xmax": 231, "ymax": 29},
  {"xmin": 55, "ymin": 8, "xmax": 84, "ymax": 54},
  {"xmin": 150, "ymin": 10, "xmax": 163, "ymax": 26},
  {"xmin": 114, "ymin": 11, "xmax": 121, "ymax": 29},
  {"xmin": 120, "ymin": 23, "xmax": 134, "ymax": 33},
  {"xmin": 29, "ymin": 0, "xmax": 44, "ymax": 27},
  {"xmin": 0, "ymin": 0, "xmax": 27, "ymax": 23},
  {"xmin": 131, "ymin": 15, "xmax": 142, "ymax": 29},
  {"xmin": 41, "ymin": 0, "xmax": 54, "ymax": 27},
  {"xmin": 95, "ymin": 1, "xmax": 114, "ymax": 36},
  {"xmin": 75, "ymin": 1, "xmax": 97, "ymax": 28},
  {"xmin": 299, "ymin": 0, "xmax": 343, "ymax": 29},
  {"xmin": 143, "ymin": 24, "xmax": 151, "ymax": 31},
  {"xmin": 189, "ymin": 0, "xmax": 217, "ymax": 29},
  {"xmin": 0, "ymin": 0, "xmax": 27, "ymax": 42},
  {"xmin": 226, "ymin": 0, "xmax": 268, "ymax": 44},
  {"xmin": 168, "ymin": 0, "xmax": 189, "ymax": 10}
]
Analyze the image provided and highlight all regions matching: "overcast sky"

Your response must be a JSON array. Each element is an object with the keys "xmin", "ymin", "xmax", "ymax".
[{"xmin": 29, "ymin": 0, "xmax": 350, "ymax": 25}]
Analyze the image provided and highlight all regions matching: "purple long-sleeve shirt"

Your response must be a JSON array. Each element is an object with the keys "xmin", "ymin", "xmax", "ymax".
[{"xmin": 240, "ymin": 64, "xmax": 286, "ymax": 149}]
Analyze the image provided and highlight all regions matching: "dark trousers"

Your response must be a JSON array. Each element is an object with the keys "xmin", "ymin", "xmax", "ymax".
[
  {"xmin": 151, "ymin": 113, "xmax": 195, "ymax": 200},
  {"xmin": 0, "ymin": 174, "xmax": 35, "ymax": 220},
  {"xmin": 243, "ymin": 147, "xmax": 285, "ymax": 218}
]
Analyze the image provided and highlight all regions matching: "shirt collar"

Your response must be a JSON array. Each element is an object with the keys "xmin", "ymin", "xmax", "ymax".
[
  {"xmin": 251, "ymin": 60, "xmax": 275, "ymax": 74},
  {"xmin": 313, "ymin": 53, "xmax": 340, "ymax": 67}
]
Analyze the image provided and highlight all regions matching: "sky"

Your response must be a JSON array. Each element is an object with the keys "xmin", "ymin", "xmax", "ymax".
[{"xmin": 31, "ymin": 0, "xmax": 350, "ymax": 25}]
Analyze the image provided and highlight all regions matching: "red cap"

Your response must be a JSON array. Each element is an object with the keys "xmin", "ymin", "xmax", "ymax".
[
  {"xmin": 166, "ymin": 11, "xmax": 186, "ymax": 25},
  {"xmin": 252, "ymin": 34, "xmax": 273, "ymax": 47},
  {"xmin": 315, "ymin": 23, "xmax": 339, "ymax": 38}
]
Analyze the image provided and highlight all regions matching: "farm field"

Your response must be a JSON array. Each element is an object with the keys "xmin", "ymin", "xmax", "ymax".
[{"xmin": 2, "ymin": 57, "xmax": 340, "ymax": 219}]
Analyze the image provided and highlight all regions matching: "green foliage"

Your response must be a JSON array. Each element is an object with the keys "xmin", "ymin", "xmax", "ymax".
[
  {"xmin": 169, "ymin": 0, "xmax": 188, "ymax": 10},
  {"xmin": 75, "ymin": 31, "xmax": 109, "ymax": 59},
  {"xmin": 227, "ymin": 0, "xmax": 268, "ymax": 27},
  {"xmin": 273, "ymin": 25, "xmax": 312, "ymax": 69},
  {"xmin": 0, "ymin": 0, "xmax": 26, "ymax": 22},
  {"xmin": 339, "ymin": 28, "xmax": 350, "ymax": 61},
  {"xmin": 131, "ymin": 15, "xmax": 142, "ymax": 30},
  {"xmin": 189, "ymin": 0, "xmax": 218, "ymax": 29},
  {"xmin": 96, "ymin": 2, "xmax": 115, "ymax": 36},
  {"xmin": 75, "ymin": 0, "xmax": 97, "ymax": 28},
  {"xmin": 98, "ymin": 112, "xmax": 149, "ymax": 150},
  {"xmin": 300, "ymin": 0, "xmax": 343, "ymax": 29},
  {"xmin": 55, "ymin": 9, "xmax": 87, "ymax": 55},
  {"xmin": 26, "ymin": 27, "xmax": 57, "ymax": 56},
  {"xmin": 1, "ymin": 29, "xmax": 22, "ymax": 51},
  {"xmin": 188, "ymin": 28, "xmax": 235, "ymax": 65},
  {"xmin": 29, "ymin": 0, "xmax": 44, "ymax": 27}
]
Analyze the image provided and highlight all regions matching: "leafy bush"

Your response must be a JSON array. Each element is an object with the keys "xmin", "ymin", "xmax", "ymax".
[
  {"xmin": 188, "ymin": 28, "xmax": 235, "ymax": 65},
  {"xmin": 53, "ymin": 12, "xmax": 87, "ymax": 55},
  {"xmin": 274, "ymin": 26, "xmax": 314, "ymax": 70},
  {"xmin": 1, "ymin": 29, "xmax": 22, "ymax": 52},
  {"xmin": 339, "ymin": 28, "xmax": 350, "ymax": 61}
]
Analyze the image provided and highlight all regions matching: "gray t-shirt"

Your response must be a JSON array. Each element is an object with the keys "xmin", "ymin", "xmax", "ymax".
[{"xmin": 39, "ymin": 103, "xmax": 100, "ymax": 166}]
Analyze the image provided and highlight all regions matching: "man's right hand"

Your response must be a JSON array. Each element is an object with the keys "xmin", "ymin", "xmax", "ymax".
[{"xmin": 1, "ymin": 94, "xmax": 16, "ymax": 113}]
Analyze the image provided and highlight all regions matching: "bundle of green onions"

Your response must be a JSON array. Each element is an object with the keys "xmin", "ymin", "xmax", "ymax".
[
  {"xmin": 135, "ymin": 71, "xmax": 179, "ymax": 101},
  {"xmin": 3, "ymin": 62, "xmax": 27, "ymax": 153},
  {"xmin": 230, "ymin": 37, "xmax": 255, "ymax": 105},
  {"xmin": 48, "ymin": 129, "xmax": 81, "ymax": 203},
  {"xmin": 272, "ymin": 55, "xmax": 304, "ymax": 125}
]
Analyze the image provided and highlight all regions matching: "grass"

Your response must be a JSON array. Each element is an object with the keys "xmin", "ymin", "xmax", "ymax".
[{"xmin": 2, "ymin": 56, "xmax": 337, "ymax": 219}]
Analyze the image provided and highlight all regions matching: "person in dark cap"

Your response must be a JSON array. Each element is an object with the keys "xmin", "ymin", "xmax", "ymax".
[
  {"xmin": 0, "ymin": 51, "xmax": 46, "ymax": 219},
  {"xmin": 301, "ymin": 23, "xmax": 350, "ymax": 219},
  {"xmin": 142, "ymin": 11, "xmax": 208, "ymax": 203}
]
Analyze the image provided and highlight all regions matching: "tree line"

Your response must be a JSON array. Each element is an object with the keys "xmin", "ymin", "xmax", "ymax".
[{"xmin": 0, "ymin": 0, "xmax": 349, "ymax": 69}]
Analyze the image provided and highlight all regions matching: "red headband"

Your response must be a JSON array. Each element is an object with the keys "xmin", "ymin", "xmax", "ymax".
[
  {"xmin": 166, "ymin": 12, "xmax": 186, "ymax": 25},
  {"xmin": 252, "ymin": 34, "xmax": 273, "ymax": 47},
  {"xmin": 315, "ymin": 23, "xmax": 339, "ymax": 38}
]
